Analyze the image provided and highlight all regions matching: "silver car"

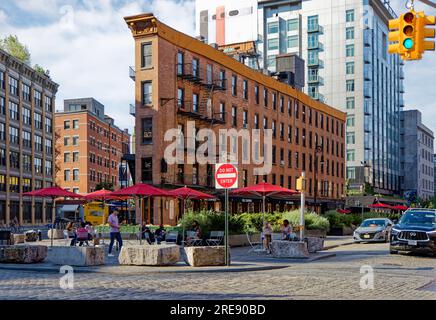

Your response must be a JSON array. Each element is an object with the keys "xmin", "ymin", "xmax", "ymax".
[{"xmin": 353, "ymin": 218, "xmax": 394, "ymax": 243}]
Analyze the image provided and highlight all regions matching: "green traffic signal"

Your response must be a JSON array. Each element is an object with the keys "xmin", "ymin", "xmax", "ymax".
[{"xmin": 403, "ymin": 38, "xmax": 414, "ymax": 49}]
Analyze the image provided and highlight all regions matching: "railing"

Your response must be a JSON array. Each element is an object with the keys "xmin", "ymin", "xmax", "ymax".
[
  {"xmin": 307, "ymin": 58, "xmax": 323, "ymax": 68},
  {"xmin": 129, "ymin": 66, "xmax": 135, "ymax": 81},
  {"xmin": 176, "ymin": 63, "xmax": 227, "ymax": 91},
  {"xmin": 307, "ymin": 24, "xmax": 324, "ymax": 33},
  {"xmin": 308, "ymin": 74, "xmax": 324, "ymax": 85},
  {"xmin": 308, "ymin": 42, "xmax": 324, "ymax": 51}
]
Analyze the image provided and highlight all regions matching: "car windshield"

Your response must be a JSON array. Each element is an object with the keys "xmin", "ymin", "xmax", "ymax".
[
  {"xmin": 400, "ymin": 211, "xmax": 436, "ymax": 227},
  {"xmin": 360, "ymin": 220, "xmax": 386, "ymax": 227}
]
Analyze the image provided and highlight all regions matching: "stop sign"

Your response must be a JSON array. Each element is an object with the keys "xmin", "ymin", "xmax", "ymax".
[{"xmin": 215, "ymin": 163, "xmax": 238, "ymax": 189}]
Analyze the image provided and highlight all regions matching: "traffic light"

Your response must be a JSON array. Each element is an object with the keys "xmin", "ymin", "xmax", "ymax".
[
  {"xmin": 389, "ymin": 10, "xmax": 436, "ymax": 61},
  {"xmin": 416, "ymin": 12, "xmax": 436, "ymax": 54},
  {"xmin": 296, "ymin": 176, "xmax": 305, "ymax": 192}
]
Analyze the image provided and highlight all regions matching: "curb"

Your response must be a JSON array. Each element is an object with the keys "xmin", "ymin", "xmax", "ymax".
[
  {"xmin": 0, "ymin": 263, "xmax": 289, "ymax": 275},
  {"xmin": 322, "ymin": 241, "xmax": 355, "ymax": 251}
]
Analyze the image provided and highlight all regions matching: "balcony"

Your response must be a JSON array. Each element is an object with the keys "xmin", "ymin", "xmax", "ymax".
[
  {"xmin": 177, "ymin": 100, "xmax": 225, "ymax": 125},
  {"xmin": 309, "ymin": 91, "xmax": 325, "ymax": 102},
  {"xmin": 129, "ymin": 104, "xmax": 135, "ymax": 116},
  {"xmin": 307, "ymin": 58, "xmax": 324, "ymax": 68},
  {"xmin": 308, "ymin": 41, "xmax": 324, "ymax": 51},
  {"xmin": 129, "ymin": 66, "xmax": 135, "ymax": 81},
  {"xmin": 308, "ymin": 24, "xmax": 324, "ymax": 34},
  {"xmin": 307, "ymin": 74, "xmax": 324, "ymax": 85},
  {"xmin": 176, "ymin": 63, "xmax": 227, "ymax": 91}
]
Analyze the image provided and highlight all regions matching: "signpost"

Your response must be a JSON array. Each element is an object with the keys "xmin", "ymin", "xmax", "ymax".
[{"xmin": 215, "ymin": 163, "xmax": 238, "ymax": 267}]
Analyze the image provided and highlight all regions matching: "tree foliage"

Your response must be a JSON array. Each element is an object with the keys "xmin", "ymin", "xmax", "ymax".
[
  {"xmin": 0, "ymin": 35, "xmax": 31, "ymax": 64},
  {"xmin": 95, "ymin": 182, "xmax": 114, "ymax": 191}
]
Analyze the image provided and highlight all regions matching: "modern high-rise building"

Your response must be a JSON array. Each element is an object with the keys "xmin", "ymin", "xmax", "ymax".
[
  {"xmin": 0, "ymin": 48, "xmax": 58, "ymax": 226},
  {"xmin": 196, "ymin": 0, "xmax": 404, "ymax": 196},
  {"xmin": 400, "ymin": 110, "xmax": 434, "ymax": 200},
  {"xmin": 434, "ymin": 154, "xmax": 436, "ymax": 197},
  {"xmin": 54, "ymin": 98, "xmax": 131, "ymax": 195}
]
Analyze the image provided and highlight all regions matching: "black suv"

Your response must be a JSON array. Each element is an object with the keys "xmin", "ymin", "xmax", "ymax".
[{"xmin": 390, "ymin": 209, "xmax": 436, "ymax": 256}]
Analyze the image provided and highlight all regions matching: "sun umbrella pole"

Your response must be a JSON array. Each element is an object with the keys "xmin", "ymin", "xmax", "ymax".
[
  {"xmin": 262, "ymin": 194, "xmax": 266, "ymax": 230},
  {"xmin": 51, "ymin": 197, "xmax": 55, "ymax": 247},
  {"xmin": 182, "ymin": 198, "xmax": 186, "ymax": 246}
]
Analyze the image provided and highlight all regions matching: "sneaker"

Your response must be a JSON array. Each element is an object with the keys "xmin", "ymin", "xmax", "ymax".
[{"xmin": 108, "ymin": 253, "xmax": 114, "ymax": 257}]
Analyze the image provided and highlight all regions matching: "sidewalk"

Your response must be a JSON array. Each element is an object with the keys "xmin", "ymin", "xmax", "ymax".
[{"xmin": 0, "ymin": 236, "xmax": 354, "ymax": 275}]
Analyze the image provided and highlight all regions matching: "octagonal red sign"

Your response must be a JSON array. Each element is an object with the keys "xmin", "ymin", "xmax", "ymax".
[{"xmin": 215, "ymin": 163, "xmax": 238, "ymax": 189}]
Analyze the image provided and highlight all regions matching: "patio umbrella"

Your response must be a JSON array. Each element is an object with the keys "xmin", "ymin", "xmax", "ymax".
[
  {"xmin": 22, "ymin": 186, "xmax": 83, "ymax": 246},
  {"xmin": 83, "ymin": 189, "xmax": 126, "ymax": 225},
  {"xmin": 231, "ymin": 182, "xmax": 299, "ymax": 230},
  {"xmin": 111, "ymin": 184, "xmax": 169, "ymax": 244},
  {"xmin": 337, "ymin": 209, "xmax": 352, "ymax": 214},
  {"xmin": 391, "ymin": 205, "xmax": 408, "ymax": 211},
  {"xmin": 167, "ymin": 186, "xmax": 216, "ymax": 244},
  {"xmin": 368, "ymin": 203, "xmax": 393, "ymax": 209}
]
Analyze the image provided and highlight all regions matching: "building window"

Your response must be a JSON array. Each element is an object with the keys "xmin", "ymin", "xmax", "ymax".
[
  {"xmin": 264, "ymin": 88, "xmax": 268, "ymax": 107},
  {"xmin": 45, "ymin": 139, "xmax": 52, "ymax": 154},
  {"xmin": 64, "ymin": 137, "xmax": 69, "ymax": 146},
  {"xmin": 176, "ymin": 51, "xmax": 184, "ymax": 75},
  {"xmin": 346, "ymin": 9, "xmax": 355, "ymax": 22},
  {"xmin": 142, "ymin": 81, "xmax": 152, "ymax": 105},
  {"xmin": 232, "ymin": 106, "xmax": 237, "ymax": 127},
  {"xmin": 206, "ymin": 64, "xmax": 213, "ymax": 84},
  {"xmin": 141, "ymin": 157, "xmax": 153, "ymax": 183},
  {"xmin": 287, "ymin": 18, "xmax": 299, "ymax": 31},
  {"xmin": 9, "ymin": 177, "xmax": 19, "ymax": 193},
  {"xmin": 8, "ymin": 101, "xmax": 19, "ymax": 120},
  {"xmin": 9, "ymin": 126, "xmax": 19, "ymax": 145},
  {"xmin": 0, "ymin": 72, "xmax": 4, "ymax": 89},
  {"xmin": 346, "ymin": 132, "xmax": 355, "ymax": 144},
  {"xmin": 34, "ymin": 135, "xmax": 43, "ymax": 151},
  {"xmin": 219, "ymin": 70, "xmax": 226, "ymax": 89},
  {"xmin": 21, "ymin": 108, "xmax": 31, "ymax": 125},
  {"xmin": 23, "ymin": 154, "xmax": 31, "ymax": 172},
  {"xmin": 64, "ymin": 120, "xmax": 70, "ymax": 129},
  {"xmin": 263, "ymin": 117, "xmax": 268, "ymax": 130},
  {"xmin": 0, "ymin": 148, "xmax": 5, "ymax": 166},
  {"xmin": 64, "ymin": 152, "xmax": 70, "ymax": 163},
  {"xmin": 0, "ymin": 97, "xmax": 4, "ymax": 114},
  {"xmin": 34, "ymin": 157, "xmax": 42, "ymax": 174},
  {"xmin": 45, "ymin": 96, "xmax": 52, "ymax": 112},
  {"xmin": 347, "ymin": 149, "xmax": 355, "ymax": 161},
  {"xmin": 268, "ymin": 21, "xmax": 279, "ymax": 34},
  {"xmin": 193, "ymin": 93, "xmax": 199, "ymax": 112},
  {"xmin": 9, "ymin": 76, "xmax": 18, "ymax": 96},
  {"xmin": 346, "ymin": 115, "xmax": 355, "ymax": 127},
  {"xmin": 288, "ymin": 125, "xmax": 292, "ymax": 143},
  {"xmin": 34, "ymin": 113, "xmax": 42, "ymax": 130},
  {"xmin": 73, "ymin": 152, "xmax": 79, "ymax": 162},
  {"xmin": 346, "ymin": 80, "xmax": 355, "ymax": 92},
  {"xmin": 243, "ymin": 110, "xmax": 248, "ymax": 128},
  {"xmin": 231, "ymin": 75, "xmax": 237, "ymax": 96},
  {"xmin": 141, "ymin": 117, "xmax": 153, "ymax": 144},
  {"xmin": 243, "ymin": 80, "xmax": 248, "ymax": 100},
  {"xmin": 346, "ymin": 44, "xmax": 355, "ymax": 57},
  {"xmin": 272, "ymin": 121, "xmax": 276, "ymax": 138},
  {"xmin": 347, "ymin": 167, "xmax": 356, "ymax": 179},
  {"xmin": 346, "ymin": 97, "xmax": 355, "ymax": 109},
  {"xmin": 307, "ymin": 15, "xmax": 319, "ymax": 31},
  {"xmin": 0, "ymin": 122, "xmax": 5, "ymax": 141},
  {"xmin": 346, "ymin": 61, "xmax": 355, "ymax": 75},
  {"xmin": 72, "ymin": 119, "xmax": 79, "ymax": 129},
  {"xmin": 34, "ymin": 90, "xmax": 42, "ymax": 108},
  {"xmin": 22, "ymin": 83, "xmax": 30, "ymax": 101},
  {"xmin": 9, "ymin": 151, "xmax": 20, "ymax": 169},
  {"xmin": 192, "ymin": 58, "xmax": 199, "ymax": 77},
  {"xmin": 268, "ymin": 38, "xmax": 279, "ymax": 51},
  {"xmin": 45, "ymin": 160, "xmax": 52, "ymax": 176},
  {"xmin": 308, "ymin": 34, "xmax": 318, "ymax": 49},
  {"xmin": 177, "ymin": 88, "xmax": 184, "ymax": 108},
  {"xmin": 45, "ymin": 117, "xmax": 52, "ymax": 133},
  {"xmin": 346, "ymin": 27, "xmax": 355, "ymax": 40},
  {"xmin": 141, "ymin": 42, "xmax": 152, "ymax": 68},
  {"xmin": 287, "ymin": 35, "xmax": 299, "ymax": 48},
  {"xmin": 219, "ymin": 102, "xmax": 225, "ymax": 122},
  {"xmin": 73, "ymin": 169, "xmax": 79, "ymax": 181},
  {"xmin": 254, "ymin": 114, "xmax": 259, "ymax": 129}
]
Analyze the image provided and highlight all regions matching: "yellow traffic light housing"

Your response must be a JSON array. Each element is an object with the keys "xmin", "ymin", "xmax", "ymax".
[
  {"xmin": 416, "ymin": 13, "xmax": 436, "ymax": 54},
  {"xmin": 296, "ymin": 176, "xmax": 306, "ymax": 192},
  {"xmin": 389, "ymin": 9, "xmax": 436, "ymax": 61}
]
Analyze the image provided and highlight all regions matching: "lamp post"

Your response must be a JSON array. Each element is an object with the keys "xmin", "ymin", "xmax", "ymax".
[{"xmin": 314, "ymin": 145, "xmax": 324, "ymax": 213}]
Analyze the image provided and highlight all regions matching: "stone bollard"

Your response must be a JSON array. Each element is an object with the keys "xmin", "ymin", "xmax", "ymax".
[
  {"xmin": 48, "ymin": 246, "xmax": 105, "ymax": 266},
  {"xmin": 0, "ymin": 245, "xmax": 47, "ymax": 263},
  {"xmin": 183, "ymin": 246, "xmax": 227, "ymax": 267},
  {"xmin": 271, "ymin": 241, "xmax": 309, "ymax": 258},
  {"xmin": 119, "ymin": 245, "xmax": 180, "ymax": 266}
]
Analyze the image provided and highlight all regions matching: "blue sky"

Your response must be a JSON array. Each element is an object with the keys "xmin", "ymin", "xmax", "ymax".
[{"xmin": 0, "ymin": 0, "xmax": 435, "ymax": 136}]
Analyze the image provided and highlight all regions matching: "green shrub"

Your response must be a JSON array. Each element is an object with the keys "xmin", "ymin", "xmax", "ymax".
[
  {"xmin": 282, "ymin": 210, "xmax": 330, "ymax": 231},
  {"xmin": 179, "ymin": 210, "xmax": 245, "ymax": 236}
]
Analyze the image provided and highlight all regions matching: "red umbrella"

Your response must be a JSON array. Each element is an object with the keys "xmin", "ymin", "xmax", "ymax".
[
  {"xmin": 231, "ymin": 182, "xmax": 299, "ymax": 227},
  {"xmin": 111, "ymin": 184, "xmax": 169, "ymax": 244},
  {"xmin": 83, "ymin": 189, "xmax": 124, "ymax": 201},
  {"xmin": 167, "ymin": 186, "xmax": 215, "ymax": 200},
  {"xmin": 337, "ymin": 209, "xmax": 351, "ymax": 214},
  {"xmin": 167, "ymin": 186, "xmax": 216, "ymax": 243},
  {"xmin": 23, "ymin": 186, "xmax": 83, "ymax": 246},
  {"xmin": 391, "ymin": 205, "xmax": 408, "ymax": 211},
  {"xmin": 368, "ymin": 203, "xmax": 393, "ymax": 209}
]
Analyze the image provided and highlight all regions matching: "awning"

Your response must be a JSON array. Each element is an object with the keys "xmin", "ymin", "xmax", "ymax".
[{"xmin": 60, "ymin": 204, "xmax": 80, "ymax": 212}]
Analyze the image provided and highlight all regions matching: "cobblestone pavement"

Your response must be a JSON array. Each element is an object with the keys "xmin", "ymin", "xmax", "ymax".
[{"xmin": 0, "ymin": 243, "xmax": 435, "ymax": 300}]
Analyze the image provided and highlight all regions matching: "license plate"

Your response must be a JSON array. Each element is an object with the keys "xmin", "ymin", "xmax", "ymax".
[
  {"xmin": 408, "ymin": 240, "xmax": 418, "ymax": 246},
  {"xmin": 363, "ymin": 234, "xmax": 370, "ymax": 239}
]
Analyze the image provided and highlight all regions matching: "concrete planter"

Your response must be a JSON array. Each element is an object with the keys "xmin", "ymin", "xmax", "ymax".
[
  {"xmin": 229, "ymin": 233, "xmax": 261, "ymax": 247},
  {"xmin": 0, "ymin": 245, "xmax": 47, "ymax": 263},
  {"xmin": 306, "ymin": 237, "xmax": 325, "ymax": 253},
  {"xmin": 47, "ymin": 229, "xmax": 64, "ymax": 240},
  {"xmin": 271, "ymin": 241, "xmax": 309, "ymax": 258},
  {"xmin": 119, "ymin": 244, "xmax": 180, "ymax": 266},
  {"xmin": 48, "ymin": 246, "xmax": 105, "ymax": 266},
  {"xmin": 305, "ymin": 229, "xmax": 327, "ymax": 238},
  {"xmin": 183, "ymin": 246, "xmax": 227, "ymax": 267}
]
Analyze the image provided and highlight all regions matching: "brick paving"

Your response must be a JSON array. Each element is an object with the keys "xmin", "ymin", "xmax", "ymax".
[{"xmin": 0, "ymin": 242, "xmax": 435, "ymax": 300}]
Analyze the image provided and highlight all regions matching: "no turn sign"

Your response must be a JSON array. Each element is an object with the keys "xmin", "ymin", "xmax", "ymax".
[{"xmin": 215, "ymin": 163, "xmax": 238, "ymax": 189}]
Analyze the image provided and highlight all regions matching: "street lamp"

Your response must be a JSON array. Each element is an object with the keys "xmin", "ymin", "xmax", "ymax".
[{"xmin": 314, "ymin": 145, "xmax": 324, "ymax": 213}]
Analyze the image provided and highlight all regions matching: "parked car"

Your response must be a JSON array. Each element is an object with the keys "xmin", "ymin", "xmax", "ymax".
[
  {"xmin": 390, "ymin": 208, "xmax": 436, "ymax": 256},
  {"xmin": 353, "ymin": 218, "xmax": 393, "ymax": 243}
]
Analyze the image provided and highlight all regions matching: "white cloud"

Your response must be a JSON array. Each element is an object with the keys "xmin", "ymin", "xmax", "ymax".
[{"xmin": 0, "ymin": 0, "xmax": 196, "ymax": 135}]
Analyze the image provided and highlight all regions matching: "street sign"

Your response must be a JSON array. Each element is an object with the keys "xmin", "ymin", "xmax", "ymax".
[{"xmin": 215, "ymin": 163, "xmax": 238, "ymax": 189}]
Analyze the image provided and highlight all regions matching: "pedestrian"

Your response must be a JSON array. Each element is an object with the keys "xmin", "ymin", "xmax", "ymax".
[
  {"xmin": 66, "ymin": 222, "xmax": 77, "ymax": 246},
  {"xmin": 108, "ymin": 210, "xmax": 123, "ymax": 257},
  {"xmin": 263, "ymin": 222, "xmax": 273, "ymax": 253},
  {"xmin": 280, "ymin": 219, "xmax": 293, "ymax": 240},
  {"xmin": 154, "ymin": 224, "xmax": 166, "ymax": 244}
]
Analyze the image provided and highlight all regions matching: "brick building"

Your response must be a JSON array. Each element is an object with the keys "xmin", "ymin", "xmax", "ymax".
[
  {"xmin": 55, "ymin": 98, "xmax": 130, "ymax": 194},
  {"xmin": 0, "ymin": 48, "xmax": 58, "ymax": 226},
  {"xmin": 125, "ymin": 14, "xmax": 346, "ymax": 224}
]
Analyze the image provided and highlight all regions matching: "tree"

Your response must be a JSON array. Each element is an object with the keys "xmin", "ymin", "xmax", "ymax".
[
  {"xmin": 95, "ymin": 182, "xmax": 114, "ymax": 191},
  {"xmin": 33, "ymin": 64, "xmax": 48, "ymax": 75},
  {"xmin": 0, "ymin": 35, "xmax": 31, "ymax": 64}
]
